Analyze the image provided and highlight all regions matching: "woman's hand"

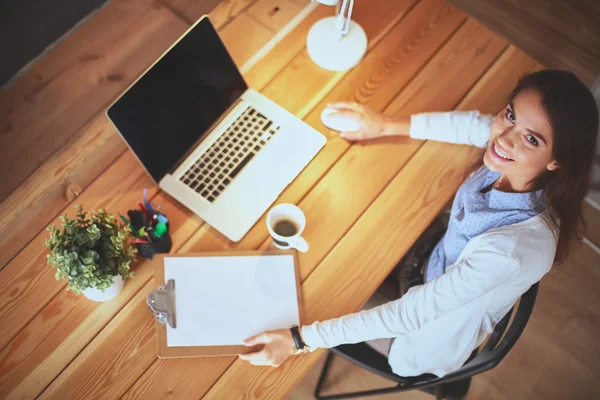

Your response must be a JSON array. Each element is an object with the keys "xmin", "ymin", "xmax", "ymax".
[
  {"xmin": 325, "ymin": 102, "xmax": 410, "ymax": 141},
  {"xmin": 239, "ymin": 329, "xmax": 297, "ymax": 367}
]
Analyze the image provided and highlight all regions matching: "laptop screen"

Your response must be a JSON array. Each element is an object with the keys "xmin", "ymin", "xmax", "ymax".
[{"xmin": 107, "ymin": 16, "xmax": 248, "ymax": 182}]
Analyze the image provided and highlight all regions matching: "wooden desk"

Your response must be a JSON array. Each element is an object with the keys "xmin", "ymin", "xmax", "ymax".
[{"xmin": 0, "ymin": 0, "xmax": 542, "ymax": 398}]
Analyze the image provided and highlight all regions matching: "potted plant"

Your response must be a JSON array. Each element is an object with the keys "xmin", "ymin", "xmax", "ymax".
[{"xmin": 45, "ymin": 205, "xmax": 137, "ymax": 302}]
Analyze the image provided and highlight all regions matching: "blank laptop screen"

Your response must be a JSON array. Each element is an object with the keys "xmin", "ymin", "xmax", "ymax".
[{"xmin": 107, "ymin": 16, "xmax": 248, "ymax": 182}]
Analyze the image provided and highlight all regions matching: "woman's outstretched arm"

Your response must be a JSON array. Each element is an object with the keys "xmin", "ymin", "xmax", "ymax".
[{"xmin": 325, "ymin": 102, "xmax": 493, "ymax": 147}]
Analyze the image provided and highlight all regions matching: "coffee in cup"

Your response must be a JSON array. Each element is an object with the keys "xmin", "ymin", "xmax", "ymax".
[{"xmin": 266, "ymin": 204, "xmax": 309, "ymax": 252}]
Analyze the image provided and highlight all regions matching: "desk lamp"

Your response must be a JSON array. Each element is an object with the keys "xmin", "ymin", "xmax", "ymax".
[{"xmin": 306, "ymin": 0, "xmax": 368, "ymax": 71}]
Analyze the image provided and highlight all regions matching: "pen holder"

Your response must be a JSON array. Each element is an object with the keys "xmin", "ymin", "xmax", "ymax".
[
  {"xmin": 136, "ymin": 230, "xmax": 173, "ymax": 260},
  {"xmin": 126, "ymin": 199, "xmax": 172, "ymax": 260}
]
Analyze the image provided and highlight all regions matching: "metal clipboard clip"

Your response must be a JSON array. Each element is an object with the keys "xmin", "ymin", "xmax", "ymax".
[{"xmin": 147, "ymin": 279, "xmax": 177, "ymax": 329}]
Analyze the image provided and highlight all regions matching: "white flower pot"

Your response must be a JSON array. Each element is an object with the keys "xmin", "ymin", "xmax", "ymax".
[{"xmin": 81, "ymin": 275, "xmax": 125, "ymax": 302}]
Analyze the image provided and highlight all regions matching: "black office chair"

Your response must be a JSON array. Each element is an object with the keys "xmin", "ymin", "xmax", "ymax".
[{"xmin": 314, "ymin": 282, "xmax": 539, "ymax": 400}]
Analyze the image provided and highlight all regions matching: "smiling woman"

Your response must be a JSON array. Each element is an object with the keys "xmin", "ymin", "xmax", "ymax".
[
  {"xmin": 238, "ymin": 70, "xmax": 599, "ymax": 379},
  {"xmin": 485, "ymin": 91, "xmax": 557, "ymax": 187},
  {"xmin": 495, "ymin": 70, "xmax": 599, "ymax": 261}
]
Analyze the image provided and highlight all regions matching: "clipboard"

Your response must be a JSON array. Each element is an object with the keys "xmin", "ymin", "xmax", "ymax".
[{"xmin": 149, "ymin": 250, "xmax": 304, "ymax": 358}]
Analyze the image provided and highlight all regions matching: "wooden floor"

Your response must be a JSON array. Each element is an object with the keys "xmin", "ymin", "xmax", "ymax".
[
  {"xmin": 1, "ymin": 0, "xmax": 599, "ymax": 399},
  {"xmin": 448, "ymin": 0, "xmax": 600, "ymax": 85}
]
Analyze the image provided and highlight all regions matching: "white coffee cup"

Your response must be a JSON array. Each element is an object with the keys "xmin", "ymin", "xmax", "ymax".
[{"xmin": 266, "ymin": 204, "xmax": 309, "ymax": 253}]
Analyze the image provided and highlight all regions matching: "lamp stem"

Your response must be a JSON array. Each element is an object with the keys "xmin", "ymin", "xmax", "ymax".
[
  {"xmin": 336, "ymin": 0, "xmax": 350, "ymax": 39},
  {"xmin": 343, "ymin": 0, "xmax": 354, "ymax": 35}
]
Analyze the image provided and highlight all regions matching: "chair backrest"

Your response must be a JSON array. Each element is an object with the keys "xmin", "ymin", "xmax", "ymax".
[{"xmin": 439, "ymin": 282, "xmax": 539, "ymax": 384}]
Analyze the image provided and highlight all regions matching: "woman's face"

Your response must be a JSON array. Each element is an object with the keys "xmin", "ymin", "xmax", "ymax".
[{"xmin": 483, "ymin": 89, "xmax": 558, "ymax": 191}]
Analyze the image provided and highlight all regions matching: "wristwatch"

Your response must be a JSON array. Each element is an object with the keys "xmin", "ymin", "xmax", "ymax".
[{"xmin": 290, "ymin": 325, "xmax": 310, "ymax": 355}]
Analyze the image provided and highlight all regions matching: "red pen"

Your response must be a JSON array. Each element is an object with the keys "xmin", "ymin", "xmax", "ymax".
[{"xmin": 138, "ymin": 201, "xmax": 152, "ymax": 220}]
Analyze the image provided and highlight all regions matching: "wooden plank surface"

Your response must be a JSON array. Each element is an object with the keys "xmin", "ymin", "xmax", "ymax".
[
  {"xmin": 0, "ymin": 0, "xmax": 287, "ymax": 274},
  {"xmin": 243, "ymin": 4, "xmax": 332, "ymax": 92},
  {"xmin": 448, "ymin": 0, "xmax": 600, "ymax": 85},
  {"xmin": 0, "ymin": 189, "xmax": 204, "ymax": 400},
  {"xmin": 203, "ymin": 0, "xmax": 425, "ymax": 253},
  {"xmin": 0, "ymin": 0, "xmax": 311, "ymax": 360},
  {"xmin": 0, "ymin": 151, "xmax": 155, "ymax": 350},
  {"xmin": 0, "ymin": 0, "xmax": 108, "ymax": 87},
  {"xmin": 0, "ymin": 8, "xmax": 274, "ymax": 352},
  {"xmin": 465, "ymin": 241, "xmax": 600, "ymax": 400},
  {"xmin": 0, "ymin": 3, "xmax": 313, "ymax": 398},
  {"xmin": 0, "ymin": 0, "xmax": 188, "ymax": 204},
  {"xmin": 35, "ymin": 0, "xmax": 427, "ymax": 398},
  {"xmin": 456, "ymin": 45, "xmax": 543, "ymax": 114},
  {"xmin": 219, "ymin": 12, "xmax": 274, "ymax": 67},
  {"xmin": 288, "ymin": 354, "xmax": 433, "ymax": 400},
  {"xmin": 0, "ymin": 154, "xmax": 160, "ymax": 399},
  {"xmin": 583, "ymin": 201, "xmax": 600, "ymax": 249},
  {"xmin": 0, "ymin": 1, "xmax": 191, "ymax": 268},
  {"xmin": 247, "ymin": 0, "xmax": 303, "ymax": 32},
  {"xmin": 0, "ymin": 0, "xmax": 300, "ymax": 275},
  {"xmin": 121, "ymin": 1, "xmax": 470, "ymax": 398},
  {"xmin": 383, "ymin": 17, "xmax": 507, "ymax": 116},
  {"xmin": 164, "ymin": 0, "xmax": 256, "ymax": 26},
  {"xmin": 7, "ymin": 0, "xmax": 596, "ymax": 399},
  {"xmin": 0, "ymin": 116, "xmax": 127, "ymax": 270},
  {"xmin": 528, "ymin": 242, "xmax": 600, "ymax": 400},
  {"xmin": 122, "ymin": 3, "xmax": 506, "ymax": 400}
]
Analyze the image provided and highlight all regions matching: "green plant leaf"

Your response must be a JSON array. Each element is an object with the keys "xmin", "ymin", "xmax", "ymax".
[{"xmin": 44, "ymin": 205, "xmax": 138, "ymax": 294}]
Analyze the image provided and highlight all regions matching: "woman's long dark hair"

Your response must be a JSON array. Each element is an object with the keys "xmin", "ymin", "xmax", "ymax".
[{"xmin": 508, "ymin": 70, "xmax": 599, "ymax": 261}]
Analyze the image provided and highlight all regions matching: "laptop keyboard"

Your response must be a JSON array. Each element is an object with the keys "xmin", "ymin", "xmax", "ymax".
[{"xmin": 179, "ymin": 105, "xmax": 280, "ymax": 203}]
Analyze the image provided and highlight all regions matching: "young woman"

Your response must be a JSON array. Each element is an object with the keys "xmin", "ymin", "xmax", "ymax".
[{"xmin": 238, "ymin": 70, "xmax": 599, "ymax": 377}]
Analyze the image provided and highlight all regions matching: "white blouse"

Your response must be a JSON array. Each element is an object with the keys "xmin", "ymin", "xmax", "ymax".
[{"xmin": 301, "ymin": 111, "xmax": 557, "ymax": 377}]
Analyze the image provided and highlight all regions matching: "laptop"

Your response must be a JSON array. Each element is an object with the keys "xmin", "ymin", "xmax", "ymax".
[{"xmin": 106, "ymin": 15, "xmax": 326, "ymax": 242}]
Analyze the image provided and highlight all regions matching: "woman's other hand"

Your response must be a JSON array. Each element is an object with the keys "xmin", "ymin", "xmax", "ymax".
[
  {"xmin": 239, "ymin": 329, "xmax": 297, "ymax": 367},
  {"xmin": 325, "ymin": 102, "xmax": 410, "ymax": 141}
]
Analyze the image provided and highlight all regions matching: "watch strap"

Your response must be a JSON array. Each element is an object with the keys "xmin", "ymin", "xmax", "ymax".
[{"xmin": 290, "ymin": 325, "xmax": 307, "ymax": 351}]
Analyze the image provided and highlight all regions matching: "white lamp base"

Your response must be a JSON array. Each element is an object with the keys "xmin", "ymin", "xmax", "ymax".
[{"xmin": 307, "ymin": 16, "xmax": 367, "ymax": 72}]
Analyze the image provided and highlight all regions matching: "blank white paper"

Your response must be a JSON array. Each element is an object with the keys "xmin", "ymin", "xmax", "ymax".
[{"xmin": 164, "ymin": 254, "xmax": 300, "ymax": 347}]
